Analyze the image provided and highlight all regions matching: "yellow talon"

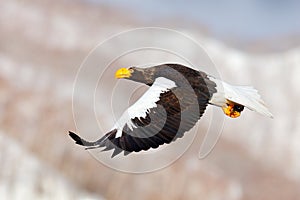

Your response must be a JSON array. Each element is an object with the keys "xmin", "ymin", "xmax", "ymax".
[{"xmin": 222, "ymin": 101, "xmax": 242, "ymax": 118}]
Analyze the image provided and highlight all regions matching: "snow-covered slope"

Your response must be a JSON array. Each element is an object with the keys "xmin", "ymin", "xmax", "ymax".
[
  {"xmin": 0, "ymin": 0, "xmax": 299, "ymax": 199},
  {"xmin": 0, "ymin": 133, "xmax": 102, "ymax": 200}
]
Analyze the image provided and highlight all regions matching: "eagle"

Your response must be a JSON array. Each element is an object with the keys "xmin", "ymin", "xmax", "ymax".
[{"xmin": 69, "ymin": 63, "xmax": 272, "ymax": 157}]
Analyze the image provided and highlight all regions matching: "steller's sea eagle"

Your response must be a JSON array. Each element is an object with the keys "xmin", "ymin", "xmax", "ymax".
[{"xmin": 69, "ymin": 63, "xmax": 272, "ymax": 157}]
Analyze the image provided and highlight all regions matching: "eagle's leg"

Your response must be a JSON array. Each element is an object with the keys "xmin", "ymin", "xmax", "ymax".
[{"xmin": 222, "ymin": 100, "xmax": 244, "ymax": 118}]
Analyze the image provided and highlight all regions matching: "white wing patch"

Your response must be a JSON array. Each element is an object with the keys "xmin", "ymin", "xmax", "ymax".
[
  {"xmin": 113, "ymin": 77, "xmax": 177, "ymax": 138},
  {"xmin": 208, "ymin": 76, "xmax": 273, "ymax": 118}
]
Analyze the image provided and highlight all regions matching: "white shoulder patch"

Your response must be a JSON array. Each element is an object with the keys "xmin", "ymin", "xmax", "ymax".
[{"xmin": 113, "ymin": 77, "xmax": 177, "ymax": 138}]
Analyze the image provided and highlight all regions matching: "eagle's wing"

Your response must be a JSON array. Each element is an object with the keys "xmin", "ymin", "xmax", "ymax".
[{"xmin": 69, "ymin": 77, "xmax": 210, "ymax": 157}]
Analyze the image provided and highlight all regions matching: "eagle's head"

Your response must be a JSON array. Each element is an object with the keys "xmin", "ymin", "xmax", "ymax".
[{"xmin": 115, "ymin": 67, "xmax": 155, "ymax": 86}]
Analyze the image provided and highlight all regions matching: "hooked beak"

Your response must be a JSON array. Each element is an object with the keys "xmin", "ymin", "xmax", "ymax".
[{"xmin": 115, "ymin": 68, "xmax": 132, "ymax": 79}]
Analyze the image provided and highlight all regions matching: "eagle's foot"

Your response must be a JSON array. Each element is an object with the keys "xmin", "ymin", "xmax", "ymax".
[{"xmin": 222, "ymin": 100, "xmax": 244, "ymax": 118}]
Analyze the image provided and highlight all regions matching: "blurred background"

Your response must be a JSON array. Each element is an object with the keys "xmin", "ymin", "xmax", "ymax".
[{"xmin": 0, "ymin": 0, "xmax": 300, "ymax": 199}]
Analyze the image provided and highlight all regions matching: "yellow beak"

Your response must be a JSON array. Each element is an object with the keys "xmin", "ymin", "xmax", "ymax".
[{"xmin": 115, "ymin": 68, "xmax": 132, "ymax": 79}]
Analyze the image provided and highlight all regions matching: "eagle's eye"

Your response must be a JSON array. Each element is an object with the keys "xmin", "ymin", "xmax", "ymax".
[
  {"xmin": 233, "ymin": 104, "xmax": 244, "ymax": 112},
  {"xmin": 128, "ymin": 67, "xmax": 135, "ymax": 73}
]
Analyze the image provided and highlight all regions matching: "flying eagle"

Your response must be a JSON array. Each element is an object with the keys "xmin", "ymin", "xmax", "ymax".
[{"xmin": 69, "ymin": 63, "xmax": 272, "ymax": 157}]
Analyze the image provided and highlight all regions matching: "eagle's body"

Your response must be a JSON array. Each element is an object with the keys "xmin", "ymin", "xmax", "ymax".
[{"xmin": 69, "ymin": 63, "xmax": 272, "ymax": 157}]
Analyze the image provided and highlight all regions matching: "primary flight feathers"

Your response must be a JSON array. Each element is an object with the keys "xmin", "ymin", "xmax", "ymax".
[{"xmin": 69, "ymin": 63, "xmax": 272, "ymax": 157}]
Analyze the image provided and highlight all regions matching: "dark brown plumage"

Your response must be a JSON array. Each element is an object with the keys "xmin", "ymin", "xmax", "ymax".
[{"xmin": 69, "ymin": 63, "xmax": 217, "ymax": 157}]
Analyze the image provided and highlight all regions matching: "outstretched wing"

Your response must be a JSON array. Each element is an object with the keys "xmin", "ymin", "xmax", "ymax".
[{"xmin": 69, "ymin": 77, "xmax": 211, "ymax": 157}]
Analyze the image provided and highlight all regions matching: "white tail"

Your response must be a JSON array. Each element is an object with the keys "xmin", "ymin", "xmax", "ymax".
[
  {"xmin": 208, "ymin": 76, "xmax": 273, "ymax": 118},
  {"xmin": 223, "ymin": 83, "xmax": 273, "ymax": 118}
]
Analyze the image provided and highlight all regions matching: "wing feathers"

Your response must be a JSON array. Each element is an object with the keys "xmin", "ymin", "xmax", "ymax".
[{"xmin": 69, "ymin": 69, "xmax": 214, "ymax": 157}]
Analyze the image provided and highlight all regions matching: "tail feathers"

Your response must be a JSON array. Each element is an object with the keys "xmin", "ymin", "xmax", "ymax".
[{"xmin": 226, "ymin": 85, "xmax": 273, "ymax": 118}]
